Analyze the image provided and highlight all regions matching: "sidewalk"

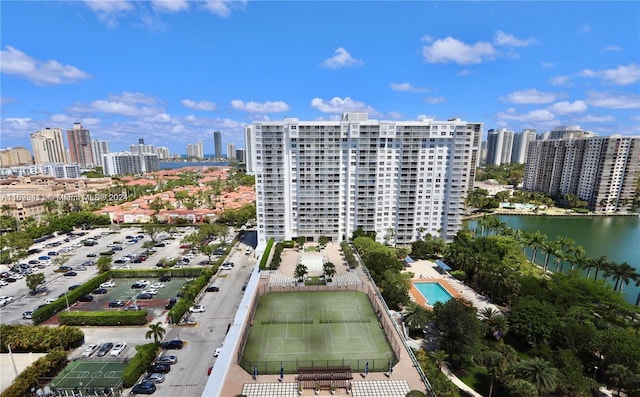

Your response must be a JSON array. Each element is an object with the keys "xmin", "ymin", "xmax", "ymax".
[{"xmin": 440, "ymin": 364, "xmax": 484, "ymax": 397}]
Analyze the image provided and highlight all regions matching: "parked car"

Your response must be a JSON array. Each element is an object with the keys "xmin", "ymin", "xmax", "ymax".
[
  {"xmin": 55, "ymin": 266, "xmax": 73, "ymax": 273},
  {"xmin": 96, "ymin": 342, "xmax": 113, "ymax": 357},
  {"xmin": 159, "ymin": 275, "xmax": 171, "ymax": 282},
  {"xmin": 22, "ymin": 311, "xmax": 33, "ymax": 319},
  {"xmin": 220, "ymin": 264, "xmax": 232, "ymax": 271},
  {"xmin": 213, "ymin": 345, "xmax": 223, "ymax": 357},
  {"xmin": 108, "ymin": 300, "xmax": 125, "ymax": 308},
  {"xmin": 161, "ymin": 340, "xmax": 184, "ymax": 350},
  {"xmin": 100, "ymin": 281, "xmax": 116, "ymax": 288},
  {"xmin": 86, "ymin": 253, "xmax": 97, "ymax": 257},
  {"xmin": 81, "ymin": 343, "xmax": 99, "ymax": 358},
  {"xmin": 78, "ymin": 294, "xmax": 94, "ymax": 302},
  {"xmin": 125, "ymin": 304, "xmax": 141, "ymax": 311},
  {"xmin": 205, "ymin": 286, "xmax": 219, "ymax": 292},
  {"xmin": 131, "ymin": 283, "xmax": 146, "ymax": 289},
  {"xmin": 137, "ymin": 293, "xmax": 153, "ymax": 300},
  {"xmin": 149, "ymin": 283, "xmax": 165, "ymax": 289},
  {"xmin": 68, "ymin": 285, "xmax": 80, "ymax": 291},
  {"xmin": 143, "ymin": 373, "xmax": 165, "ymax": 384},
  {"xmin": 130, "ymin": 382, "xmax": 156, "ymax": 395},
  {"xmin": 156, "ymin": 355, "xmax": 177, "ymax": 365},
  {"xmin": 110, "ymin": 342, "xmax": 127, "ymax": 357},
  {"xmin": 189, "ymin": 305, "xmax": 205, "ymax": 313},
  {"xmin": 147, "ymin": 363, "xmax": 170, "ymax": 374},
  {"xmin": 165, "ymin": 298, "xmax": 178, "ymax": 310},
  {"xmin": 63, "ymin": 271, "xmax": 78, "ymax": 277}
]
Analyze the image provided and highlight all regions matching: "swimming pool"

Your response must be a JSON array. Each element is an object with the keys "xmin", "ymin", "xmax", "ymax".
[{"xmin": 413, "ymin": 282, "xmax": 453, "ymax": 305}]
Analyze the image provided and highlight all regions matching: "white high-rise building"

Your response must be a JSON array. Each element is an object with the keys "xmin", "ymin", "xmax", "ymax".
[
  {"xmin": 30, "ymin": 128, "xmax": 68, "ymax": 165},
  {"xmin": 226, "ymin": 143, "xmax": 236, "ymax": 160},
  {"xmin": 510, "ymin": 129, "xmax": 537, "ymax": 164},
  {"xmin": 186, "ymin": 141, "xmax": 204, "ymax": 159},
  {"xmin": 485, "ymin": 128, "xmax": 514, "ymax": 165},
  {"xmin": 250, "ymin": 113, "xmax": 481, "ymax": 248},
  {"xmin": 103, "ymin": 152, "xmax": 159, "ymax": 176},
  {"xmin": 130, "ymin": 142, "xmax": 156, "ymax": 155},
  {"xmin": 523, "ymin": 135, "xmax": 640, "ymax": 212},
  {"xmin": 91, "ymin": 140, "xmax": 110, "ymax": 168},
  {"xmin": 156, "ymin": 146, "xmax": 170, "ymax": 160}
]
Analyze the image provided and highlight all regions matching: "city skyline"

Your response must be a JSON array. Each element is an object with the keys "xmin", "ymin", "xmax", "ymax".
[{"xmin": 1, "ymin": 1, "xmax": 639, "ymax": 154}]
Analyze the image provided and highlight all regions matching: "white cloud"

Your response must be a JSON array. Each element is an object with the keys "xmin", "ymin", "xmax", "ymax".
[
  {"xmin": 502, "ymin": 89, "xmax": 559, "ymax": 104},
  {"xmin": 586, "ymin": 91, "xmax": 640, "ymax": 109},
  {"xmin": 83, "ymin": 0, "xmax": 134, "ymax": 27},
  {"xmin": 581, "ymin": 64, "xmax": 640, "ymax": 86},
  {"xmin": 550, "ymin": 75, "xmax": 571, "ymax": 86},
  {"xmin": 320, "ymin": 47, "xmax": 363, "ymax": 69},
  {"xmin": 425, "ymin": 96, "xmax": 445, "ymax": 104},
  {"xmin": 4, "ymin": 117, "xmax": 34, "ymax": 129},
  {"xmin": 457, "ymin": 69, "xmax": 474, "ymax": 76},
  {"xmin": 494, "ymin": 31, "xmax": 536, "ymax": 47},
  {"xmin": 422, "ymin": 37, "xmax": 495, "ymax": 65},
  {"xmin": 110, "ymin": 92, "xmax": 157, "ymax": 105},
  {"xmin": 68, "ymin": 92, "xmax": 162, "ymax": 117},
  {"xmin": 389, "ymin": 82, "xmax": 427, "ymax": 93},
  {"xmin": 201, "ymin": 0, "xmax": 246, "ymax": 18},
  {"xmin": 497, "ymin": 108, "xmax": 559, "ymax": 125},
  {"xmin": 151, "ymin": 0, "xmax": 189, "ymax": 12},
  {"xmin": 603, "ymin": 45, "xmax": 622, "ymax": 52},
  {"xmin": 230, "ymin": 100, "xmax": 289, "ymax": 113},
  {"xmin": 181, "ymin": 99, "xmax": 217, "ymax": 111},
  {"xmin": 0, "ymin": 46, "xmax": 91, "ymax": 85},
  {"xmin": 575, "ymin": 114, "xmax": 616, "ymax": 122},
  {"xmin": 547, "ymin": 101, "xmax": 588, "ymax": 114},
  {"xmin": 387, "ymin": 111, "xmax": 403, "ymax": 119},
  {"xmin": 310, "ymin": 97, "xmax": 379, "ymax": 116}
]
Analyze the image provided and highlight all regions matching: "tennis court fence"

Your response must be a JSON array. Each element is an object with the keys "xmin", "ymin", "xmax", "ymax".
[{"xmin": 237, "ymin": 357, "xmax": 393, "ymax": 375}]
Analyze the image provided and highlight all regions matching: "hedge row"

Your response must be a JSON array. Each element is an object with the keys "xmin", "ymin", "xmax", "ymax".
[
  {"xmin": 0, "ymin": 324, "xmax": 84, "ymax": 353},
  {"xmin": 0, "ymin": 349, "xmax": 68, "ymax": 397},
  {"xmin": 282, "ymin": 240, "xmax": 295, "ymax": 249},
  {"xmin": 167, "ymin": 266, "xmax": 218, "ymax": 324},
  {"xmin": 340, "ymin": 242, "xmax": 359, "ymax": 269},
  {"xmin": 33, "ymin": 272, "xmax": 112, "ymax": 324},
  {"xmin": 259, "ymin": 238, "xmax": 274, "ymax": 270},
  {"xmin": 269, "ymin": 242, "xmax": 283, "ymax": 270},
  {"xmin": 121, "ymin": 343, "xmax": 157, "ymax": 388},
  {"xmin": 58, "ymin": 310, "xmax": 149, "ymax": 326},
  {"xmin": 110, "ymin": 268, "xmax": 204, "ymax": 279}
]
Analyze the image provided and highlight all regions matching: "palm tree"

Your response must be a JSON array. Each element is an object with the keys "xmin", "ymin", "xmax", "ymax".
[
  {"xmin": 323, "ymin": 262, "xmax": 336, "ymax": 281},
  {"xmin": 541, "ymin": 240, "xmax": 559, "ymax": 273},
  {"xmin": 429, "ymin": 350, "xmax": 449, "ymax": 369},
  {"xmin": 145, "ymin": 322, "xmax": 166, "ymax": 346},
  {"xmin": 294, "ymin": 263, "xmax": 308, "ymax": 282},
  {"xmin": 527, "ymin": 231, "xmax": 547, "ymax": 265},
  {"xmin": 590, "ymin": 255, "xmax": 609, "ymax": 281},
  {"xmin": 480, "ymin": 350, "xmax": 507, "ymax": 397},
  {"xmin": 403, "ymin": 302, "xmax": 430, "ymax": 332},
  {"xmin": 580, "ymin": 257, "xmax": 597, "ymax": 279},
  {"xmin": 566, "ymin": 245, "xmax": 585, "ymax": 272},
  {"xmin": 611, "ymin": 262, "xmax": 639, "ymax": 292},
  {"xmin": 509, "ymin": 357, "xmax": 559, "ymax": 395},
  {"xmin": 506, "ymin": 379, "xmax": 538, "ymax": 397}
]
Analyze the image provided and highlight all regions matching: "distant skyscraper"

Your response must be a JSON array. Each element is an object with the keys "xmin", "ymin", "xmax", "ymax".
[
  {"xmin": 156, "ymin": 146, "xmax": 170, "ymax": 160},
  {"xmin": 66, "ymin": 123, "xmax": 94, "ymax": 167},
  {"xmin": 130, "ymin": 142, "xmax": 156, "ymax": 155},
  {"xmin": 103, "ymin": 152, "xmax": 159, "ymax": 176},
  {"xmin": 523, "ymin": 135, "xmax": 640, "ymax": 212},
  {"xmin": 244, "ymin": 126, "xmax": 254, "ymax": 175},
  {"xmin": 91, "ymin": 140, "xmax": 110, "ymax": 168},
  {"xmin": 510, "ymin": 129, "xmax": 537, "ymax": 164},
  {"xmin": 214, "ymin": 131, "xmax": 222, "ymax": 159},
  {"xmin": 548, "ymin": 125, "xmax": 594, "ymax": 140},
  {"xmin": 0, "ymin": 147, "xmax": 33, "ymax": 166},
  {"xmin": 235, "ymin": 148, "xmax": 246, "ymax": 163},
  {"xmin": 486, "ymin": 128, "xmax": 514, "ymax": 165},
  {"xmin": 30, "ymin": 128, "xmax": 67, "ymax": 165},
  {"xmin": 187, "ymin": 141, "xmax": 204, "ymax": 159},
  {"xmin": 226, "ymin": 143, "xmax": 236, "ymax": 159}
]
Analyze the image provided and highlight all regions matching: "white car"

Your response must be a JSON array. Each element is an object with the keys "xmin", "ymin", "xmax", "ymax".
[
  {"xmin": 44, "ymin": 298, "xmax": 56, "ymax": 304},
  {"xmin": 220, "ymin": 264, "xmax": 233, "ymax": 271},
  {"xmin": 100, "ymin": 281, "xmax": 116, "ymax": 288},
  {"xmin": 189, "ymin": 305, "xmax": 205, "ymax": 313},
  {"xmin": 149, "ymin": 283, "xmax": 165, "ymax": 289},
  {"xmin": 183, "ymin": 253, "xmax": 195, "ymax": 259},
  {"xmin": 213, "ymin": 342, "xmax": 223, "ymax": 357},
  {"xmin": 81, "ymin": 343, "xmax": 99, "ymax": 358},
  {"xmin": 142, "ymin": 289, "xmax": 158, "ymax": 295},
  {"xmin": 110, "ymin": 342, "xmax": 127, "ymax": 357},
  {"xmin": 136, "ymin": 280, "xmax": 149, "ymax": 286}
]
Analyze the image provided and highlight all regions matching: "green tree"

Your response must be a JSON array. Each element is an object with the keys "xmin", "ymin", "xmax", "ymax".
[
  {"xmin": 96, "ymin": 256, "xmax": 111, "ymax": 273},
  {"xmin": 143, "ymin": 221, "xmax": 166, "ymax": 244},
  {"xmin": 296, "ymin": 236, "xmax": 306, "ymax": 248},
  {"xmin": 479, "ymin": 350, "xmax": 507, "ymax": 397},
  {"xmin": 294, "ymin": 263, "xmax": 308, "ymax": 282},
  {"xmin": 145, "ymin": 321, "xmax": 166, "ymax": 346},
  {"xmin": 402, "ymin": 302, "xmax": 430, "ymax": 333},
  {"xmin": 508, "ymin": 297, "xmax": 558, "ymax": 348},
  {"xmin": 52, "ymin": 255, "xmax": 71, "ymax": 269},
  {"xmin": 200, "ymin": 244, "xmax": 215, "ymax": 263},
  {"xmin": 318, "ymin": 235, "xmax": 328, "ymax": 247},
  {"xmin": 508, "ymin": 357, "xmax": 559, "ymax": 395},
  {"xmin": 25, "ymin": 273, "xmax": 45, "ymax": 294},
  {"xmin": 432, "ymin": 298, "xmax": 484, "ymax": 369},
  {"xmin": 378, "ymin": 270, "xmax": 410, "ymax": 310},
  {"xmin": 525, "ymin": 230, "xmax": 547, "ymax": 264},
  {"xmin": 322, "ymin": 262, "xmax": 336, "ymax": 281},
  {"xmin": 610, "ymin": 262, "xmax": 638, "ymax": 292}
]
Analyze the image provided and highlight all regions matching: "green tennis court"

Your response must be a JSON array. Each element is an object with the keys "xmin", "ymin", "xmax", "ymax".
[
  {"xmin": 241, "ymin": 291, "xmax": 395, "ymax": 374},
  {"xmin": 51, "ymin": 360, "xmax": 125, "ymax": 390}
]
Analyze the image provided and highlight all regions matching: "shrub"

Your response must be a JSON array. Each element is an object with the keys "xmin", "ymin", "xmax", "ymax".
[
  {"xmin": 58, "ymin": 310, "xmax": 148, "ymax": 326},
  {"xmin": 99, "ymin": 251, "xmax": 115, "ymax": 256},
  {"xmin": 0, "ymin": 349, "xmax": 68, "ymax": 397},
  {"xmin": 269, "ymin": 242, "xmax": 283, "ymax": 270},
  {"xmin": 121, "ymin": 343, "xmax": 157, "ymax": 388},
  {"xmin": 167, "ymin": 266, "xmax": 217, "ymax": 323},
  {"xmin": 282, "ymin": 240, "xmax": 295, "ymax": 249},
  {"xmin": 0, "ymin": 325, "xmax": 84, "ymax": 353},
  {"xmin": 340, "ymin": 242, "xmax": 359, "ymax": 269}
]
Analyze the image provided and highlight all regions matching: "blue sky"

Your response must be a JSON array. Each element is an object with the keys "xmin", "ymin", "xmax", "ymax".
[{"xmin": 2, "ymin": 1, "xmax": 639, "ymax": 155}]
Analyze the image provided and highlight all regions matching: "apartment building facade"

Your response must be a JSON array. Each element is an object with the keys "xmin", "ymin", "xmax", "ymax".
[
  {"xmin": 0, "ymin": 147, "xmax": 33, "ymax": 166},
  {"xmin": 103, "ymin": 152, "xmax": 159, "ymax": 176},
  {"xmin": 91, "ymin": 140, "xmax": 110, "ymax": 168},
  {"xmin": 30, "ymin": 128, "xmax": 67, "ymax": 165},
  {"xmin": 67, "ymin": 123, "xmax": 94, "ymax": 167},
  {"xmin": 250, "ymin": 113, "xmax": 481, "ymax": 247},
  {"xmin": 523, "ymin": 135, "xmax": 640, "ymax": 212}
]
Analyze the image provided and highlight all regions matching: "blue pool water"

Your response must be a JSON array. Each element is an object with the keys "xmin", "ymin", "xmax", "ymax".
[{"xmin": 414, "ymin": 282, "xmax": 453, "ymax": 305}]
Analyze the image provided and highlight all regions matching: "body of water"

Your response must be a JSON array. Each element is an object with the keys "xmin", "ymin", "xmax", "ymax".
[
  {"xmin": 158, "ymin": 161, "xmax": 229, "ymax": 170},
  {"xmin": 465, "ymin": 215, "xmax": 640, "ymax": 305}
]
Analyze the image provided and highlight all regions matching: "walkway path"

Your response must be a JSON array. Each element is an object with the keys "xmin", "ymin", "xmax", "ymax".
[{"xmin": 440, "ymin": 364, "xmax": 484, "ymax": 397}]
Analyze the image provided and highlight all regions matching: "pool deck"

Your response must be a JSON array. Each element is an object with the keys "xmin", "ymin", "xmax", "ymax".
[
  {"xmin": 409, "ymin": 278, "xmax": 461, "ymax": 308},
  {"xmin": 403, "ymin": 259, "xmax": 500, "ymax": 313}
]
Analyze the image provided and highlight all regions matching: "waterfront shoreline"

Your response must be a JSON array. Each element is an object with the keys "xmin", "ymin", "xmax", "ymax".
[{"xmin": 463, "ymin": 207, "xmax": 639, "ymax": 221}]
